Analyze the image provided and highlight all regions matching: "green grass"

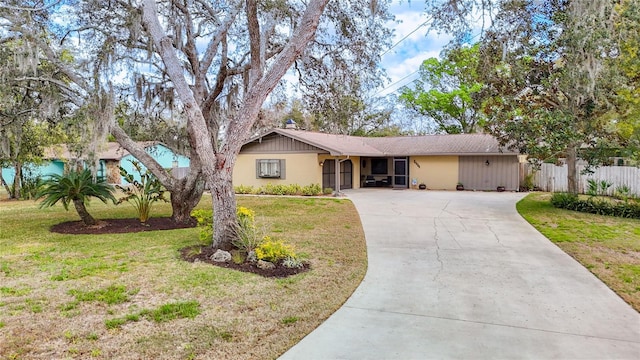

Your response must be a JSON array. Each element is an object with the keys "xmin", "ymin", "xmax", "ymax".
[
  {"xmin": 518, "ymin": 193, "xmax": 640, "ymax": 311},
  {"xmin": 0, "ymin": 193, "xmax": 367, "ymax": 359},
  {"xmin": 68, "ymin": 285, "xmax": 138, "ymax": 305}
]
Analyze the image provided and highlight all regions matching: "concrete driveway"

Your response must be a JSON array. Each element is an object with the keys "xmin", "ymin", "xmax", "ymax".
[{"xmin": 281, "ymin": 189, "xmax": 640, "ymax": 359}]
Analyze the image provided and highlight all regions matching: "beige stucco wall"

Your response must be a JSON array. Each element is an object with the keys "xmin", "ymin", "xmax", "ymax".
[
  {"xmin": 234, "ymin": 153, "xmax": 322, "ymax": 187},
  {"xmin": 409, "ymin": 156, "xmax": 459, "ymax": 190}
]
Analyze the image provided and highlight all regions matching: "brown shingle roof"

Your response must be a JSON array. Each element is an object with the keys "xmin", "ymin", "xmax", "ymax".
[
  {"xmin": 272, "ymin": 129, "xmax": 516, "ymax": 156},
  {"xmin": 43, "ymin": 142, "xmax": 159, "ymax": 160},
  {"xmin": 273, "ymin": 129, "xmax": 383, "ymax": 156}
]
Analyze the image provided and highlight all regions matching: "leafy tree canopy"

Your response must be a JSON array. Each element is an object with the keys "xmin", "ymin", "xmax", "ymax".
[{"xmin": 400, "ymin": 44, "xmax": 485, "ymax": 134}]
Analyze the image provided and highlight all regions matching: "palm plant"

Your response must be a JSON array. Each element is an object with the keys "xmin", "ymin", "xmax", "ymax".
[{"xmin": 36, "ymin": 169, "xmax": 116, "ymax": 225}]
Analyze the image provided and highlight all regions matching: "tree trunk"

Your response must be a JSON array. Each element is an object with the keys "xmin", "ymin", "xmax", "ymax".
[
  {"xmin": 141, "ymin": 0, "xmax": 329, "ymax": 249},
  {"xmin": 566, "ymin": 145, "xmax": 579, "ymax": 194},
  {"xmin": 0, "ymin": 171, "xmax": 12, "ymax": 198},
  {"xmin": 170, "ymin": 177, "xmax": 204, "ymax": 225},
  {"xmin": 111, "ymin": 122, "xmax": 205, "ymax": 224},
  {"xmin": 73, "ymin": 198, "xmax": 97, "ymax": 225},
  {"xmin": 210, "ymin": 154, "xmax": 237, "ymax": 250},
  {"xmin": 12, "ymin": 162, "xmax": 21, "ymax": 199}
]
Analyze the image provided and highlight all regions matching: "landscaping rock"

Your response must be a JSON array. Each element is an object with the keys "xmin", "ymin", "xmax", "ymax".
[
  {"xmin": 211, "ymin": 249, "xmax": 232, "ymax": 263},
  {"xmin": 247, "ymin": 250, "xmax": 257, "ymax": 263},
  {"xmin": 257, "ymin": 260, "xmax": 276, "ymax": 270}
]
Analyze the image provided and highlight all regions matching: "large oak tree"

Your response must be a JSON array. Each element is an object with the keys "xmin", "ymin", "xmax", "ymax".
[{"xmin": 3, "ymin": 0, "xmax": 391, "ymax": 248}]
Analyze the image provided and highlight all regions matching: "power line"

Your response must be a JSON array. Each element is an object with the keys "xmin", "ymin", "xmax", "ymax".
[
  {"xmin": 382, "ymin": 15, "xmax": 432, "ymax": 57},
  {"xmin": 374, "ymin": 69, "xmax": 421, "ymax": 96}
]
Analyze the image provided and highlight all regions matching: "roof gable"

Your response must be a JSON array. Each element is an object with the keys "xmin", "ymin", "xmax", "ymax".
[{"xmin": 242, "ymin": 133, "xmax": 329, "ymax": 154}]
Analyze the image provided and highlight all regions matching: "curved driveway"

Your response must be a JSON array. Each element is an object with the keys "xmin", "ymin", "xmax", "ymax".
[{"xmin": 281, "ymin": 189, "xmax": 640, "ymax": 359}]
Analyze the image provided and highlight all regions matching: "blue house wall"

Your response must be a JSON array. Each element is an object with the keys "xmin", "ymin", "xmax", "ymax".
[
  {"xmin": 1, "ymin": 160, "xmax": 65, "ymax": 185},
  {"xmin": 1, "ymin": 143, "xmax": 189, "ymax": 186},
  {"xmin": 119, "ymin": 144, "xmax": 190, "ymax": 184}
]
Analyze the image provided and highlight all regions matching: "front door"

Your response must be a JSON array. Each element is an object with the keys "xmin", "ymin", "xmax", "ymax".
[
  {"xmin": 322, "ymin": 159, "xmax": 353, "ymax": 190},
  {"xmin": 393, "ymin": 157, "xmax": 408, "ymax": 188}
]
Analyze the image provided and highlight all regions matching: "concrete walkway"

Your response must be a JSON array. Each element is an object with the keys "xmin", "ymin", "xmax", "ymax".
[{"xmin": 281, "ymin": 190, "xmax": 640, "ymax": 359}]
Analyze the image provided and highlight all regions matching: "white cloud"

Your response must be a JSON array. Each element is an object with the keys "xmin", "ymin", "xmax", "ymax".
[{"xmin": 378, "ymin": 2, "xmax": 453, "ymax": 96}]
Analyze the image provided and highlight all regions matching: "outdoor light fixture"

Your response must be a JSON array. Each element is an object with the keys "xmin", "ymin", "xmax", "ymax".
[
  {"xmin": 319, "ymin": 161, "xmax": 324, "ymax": 166},
  {"xmin": 485, "ymin": 160, "xmax": 490, "ymax": 166}
]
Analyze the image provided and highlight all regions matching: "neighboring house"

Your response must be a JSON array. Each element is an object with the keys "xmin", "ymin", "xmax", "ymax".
[
  {"xmin": 101, "ymin": 142, "xmax": 190, "ymax": 184},
  {"xmin": 1, "ymin": 142, "xmax": 189, "ymax": 185},
  {"xmin": 235, "ymin": 128, "xmax": 522, "ymax": 191}
]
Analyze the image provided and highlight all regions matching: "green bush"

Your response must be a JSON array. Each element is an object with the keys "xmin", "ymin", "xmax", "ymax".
[
  {"xmin": 191, "ymin": 209, "xmax": 213, "ymax": 244},
  {"xmin": 550, "ymin": 192, "xmax": 579, "ymax": 208},
  {"xmin": 615, "ymin": 185, "xmax": 633, "ymax": 202},
  {"xmin": 116, "ymin": 160, "xmax": 167, "ymax": 223},
  {"xmin": 284, "ymin": 184, "xmax": 302, "ymax": 195},
  {"xmin": 255, "ymin": 236, "xmax": 296, "ymax": 263},
  {"xmin": 234, "ymin": 185, "xmax": 255, "ymax": 194},
  {"xmin": 20, "ymin": 171, "xmax": 43, "ymax": 200},
  {"xmin": 239, "ymin": 183, "xmax": 328, "ymax": 196},
  {"xmin": 232, "ymin": 207, "xmax": 262, "ymax": 252},
  {"xmin": 282, "ymin": 256, "xmax": 304, "ymax": 269},
  {"xmin": 523, "ymin": 173, "xmax": 535, "ymax": 191},
  {"xmin": 301, "ymin": 183, "xmax": 322, "ymax": 196},
  {"xmin": 191, "ymin": 207, "xmax": 266, "ymax": 250},
  {"xmin": 550, "ymin": 192, "xmax": 640, "ymax": 219},
  {"xmin": 261, "ymin": 183, "xmax": 280, "ymax": 195}
]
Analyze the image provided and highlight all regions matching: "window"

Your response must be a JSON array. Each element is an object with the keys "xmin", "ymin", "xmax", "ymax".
[
  {"xmin": 370, "ymin": 158, "xmax": 388, "ymax": 175},
  {"xmin": 256, "ymin": 159, "xmax": 285, "ymax": 179}
]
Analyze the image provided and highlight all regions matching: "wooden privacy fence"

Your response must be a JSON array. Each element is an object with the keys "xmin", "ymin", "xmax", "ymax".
[{"xmin": 528, "ymin": 163, "xmax": 640, "ymax": 197}]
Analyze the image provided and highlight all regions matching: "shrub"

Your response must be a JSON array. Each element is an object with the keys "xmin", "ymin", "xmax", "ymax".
[
  {"xmin": 550, "ymin": 192, "xmax": 640, "ymax": 219},
  {"xmin": 301, "ymin": 183, "xmax": 322, "ymax": 196},
  {"xmin": 586, "ymin": 179, "xmax": 613, "ymax": 197},
  {"xmin": 233, "ymin": 207, "xmax": 262, "ymax": 252},
  {"xmin": 323, "ymin": 187, "xmax": 334, "ymax": 195},
  {"xmin": 282, "ymin": 256, "xmax": 304, "ymax": 269},
  {"xmin": 550, "ymin": 192, "xmax": 579, "ymax": 208},
  {"xmin": 191, "ymin": 209, "xmax": 213, "ymax": 227},
  {"xmin": 255, "ymin": 236, "xmax": 296, "ymax": 263},
  {"xmin": 615, "ymin": 185, "xmax": 632, "ymax": 202},
  {"xmin": 264, "ymin": 183, "xmax": 288, "ymax": 195},
  {"xmin": 20, "ymin": 172, "xmax": 43, "ymax": 200},
  {"xmin": 116, "ymin": 160, "xmax": 167, "ymax": 223},
  {"xmin": 191, "ymin": 209, "xmax": 213, "ymax": 244},
  {"xmin": 191, "ymin": 207, "xmax": 266, "ymax": 250},
  {"xmin": 284, "ymin": 184, "xmax": 302, "ymax": 195},
  {"xmin": 523, "ymin": 173, "xmax": 535, "ymax": 191},
  {"xmin": 234, "ymin": 185, "xmax": 254, "ymax": 194}
]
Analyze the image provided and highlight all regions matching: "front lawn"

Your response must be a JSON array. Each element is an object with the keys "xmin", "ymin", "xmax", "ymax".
[
  {"xmin": 517, "ymin": 193, "xmax": 640, "ymax": 312},
  {"xmin": 0, "ymin": 194, "xmax": 367, "ymax": 359}
]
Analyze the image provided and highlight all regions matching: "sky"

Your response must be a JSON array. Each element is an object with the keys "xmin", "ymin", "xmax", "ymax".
[{"xmin": 377, "ymin": 1, "xmax": 453, "ymax": 97}]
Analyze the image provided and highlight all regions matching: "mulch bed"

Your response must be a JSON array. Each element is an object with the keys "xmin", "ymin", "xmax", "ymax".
[
  {"xmin": 50, "ymin": 217, "xmax": 196, "ymax": 234},
  {"xmin": 49, "ymin": 217, "xmax": 308, "ymax": 278},
  {"xmin": 180, "ymin": 245, "xmax": 310, "ymax": 278}
]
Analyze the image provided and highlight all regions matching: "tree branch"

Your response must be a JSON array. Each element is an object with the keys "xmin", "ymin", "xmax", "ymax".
[
  {"xmin": 110, "ymin": 122, "xmax": 176, "ymax": 189},
  {"xmin": 226, "ymin": 0, "xmax": 329, "ymax": 145},
  {"xmin": 246, "ymin": 0, "xmax": 262, "ymax": 88},
  {"xmin": 141, "ymin": 0, "xmax": 216, "ymax": 176}
]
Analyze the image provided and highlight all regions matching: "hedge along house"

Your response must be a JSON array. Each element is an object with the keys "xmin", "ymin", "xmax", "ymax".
[
  {"xmin": 235, "ymin": 128, "xmax": 522, "ymax": 192},
  {"xmin": 1, "ymin": 142, "xmax": 189, "ymax": 186}
]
